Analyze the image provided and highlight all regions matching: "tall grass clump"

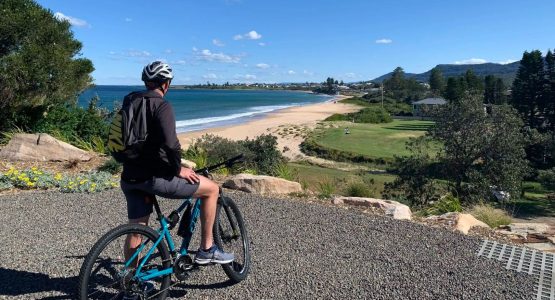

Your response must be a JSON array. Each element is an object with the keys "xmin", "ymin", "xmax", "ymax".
[
  {"xmin": 317, "ymin": 178, "xmax": 336, "ymax": 199},
  {"xmin": 97, "ymin": 158, "xmax": 122, "ymax": 175},
  {"xmin": 426, "ymin": 194, "xmax": 463, "ymax": 215},
  {"xmin": 344, "ymin": 181, "xmax": 374, "ymax": 197},
  {"xmin": 273, "ymin": 164, "xmax": 298, "ymax": 181},
  {"xmin": 469, "ymin": 203, "xmax": 512, "ymax": 228}
]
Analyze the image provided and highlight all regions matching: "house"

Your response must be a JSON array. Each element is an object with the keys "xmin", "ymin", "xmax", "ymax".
[{"xmin": 412, "ymin": 98, "xmax": 446, "ymax": 117}]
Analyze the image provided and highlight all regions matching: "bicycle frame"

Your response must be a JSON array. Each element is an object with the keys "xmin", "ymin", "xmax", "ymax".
[{"xmin": 124, "ymin": 197, "xmax": 202, "ymax": 282}]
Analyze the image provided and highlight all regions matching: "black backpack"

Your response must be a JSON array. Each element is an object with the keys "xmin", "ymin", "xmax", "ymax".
[{"xmin": 107, "ymin": 95, "xmax": 149, "ymax": 163}]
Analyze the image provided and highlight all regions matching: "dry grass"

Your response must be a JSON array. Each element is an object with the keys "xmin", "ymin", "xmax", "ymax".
[{"xmin": 468, "ymin": 203, "xmax": 512, "ymax": 228}]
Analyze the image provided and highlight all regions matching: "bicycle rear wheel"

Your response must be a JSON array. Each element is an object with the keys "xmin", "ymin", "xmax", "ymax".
[
  {"xmin": 214, "ymin": 196, "xmax": 250, "ymax": 283},
  {"xmin": 78, "ymin": 224, "xmax": 171, "ymax": 299}
]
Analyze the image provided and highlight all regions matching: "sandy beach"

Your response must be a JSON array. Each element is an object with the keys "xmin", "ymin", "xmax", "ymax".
[{"xmin": 177, "ymin": 95, "xmax": 360, "ymax": 160}]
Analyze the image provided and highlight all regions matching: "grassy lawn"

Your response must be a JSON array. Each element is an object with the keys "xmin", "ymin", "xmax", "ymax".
[
  {"xmin": 289, "ymin": 162, "xmax": 396, "ymax": 196},
  {"xmin": 312, "ymin": 119, "xmax": 435, "ymax": 160},
  {"xmin": 509, "ymin": 181, "xmax": 555, "ymax": 218}
]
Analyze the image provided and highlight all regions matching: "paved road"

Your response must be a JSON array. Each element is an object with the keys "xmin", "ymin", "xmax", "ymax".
[{"xmin": 0, "ymin": 189, "xmax": 536, "ymax": 299}]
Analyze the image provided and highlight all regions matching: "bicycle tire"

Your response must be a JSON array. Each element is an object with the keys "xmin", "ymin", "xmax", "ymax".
[
  {"xmin": 78, "ymin": 223, "xmax": 171, "ymax": 300},
  {"xmin": 213, "ymin": 196, "xmax": 250, "ymax": 283}
]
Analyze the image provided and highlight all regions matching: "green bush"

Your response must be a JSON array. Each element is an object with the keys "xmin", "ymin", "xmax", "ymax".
[
  {"xmin": 186, "ymin": 134, "xmax": 285, "ymax": 175},
  {"xmin": 317, "ymin": 178, "xmax": 336, "ymax": 199},
  {"xmin": 97, "ymin": 158, "xmax": 122, "ymax": 175},
  {"xmin": 426, "ymin": 194, "xmax": 463, "ymax": 215},
  {"xmin": 469, "ymin": 204, "xmax": 512, "ymax": 228},
  {"xmin": 350, "ymin": 107, "xmax": 392, "ymax": 124},
  {"xmin": 344, "ymin": 181, "xmax": 374, "ymax": 197},
  {"xmin": 538, "ymin": 168, "xmax": 555, "ymax": 189},
  {"xmin": 324, "ymin": 114, "xmax": 348, "ymax": 121},
  {"xmin": 32, "ymin": 97, "xmax": 111, "ymax": 152},
  {"xmin": 273, "ymin": 164, "xmax": 298, "ymax": 181}
]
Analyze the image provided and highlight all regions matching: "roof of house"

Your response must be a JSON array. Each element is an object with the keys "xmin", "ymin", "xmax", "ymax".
[{"xmin": 413, "ymin": 98, "xmax": 447, "ymax": 105}]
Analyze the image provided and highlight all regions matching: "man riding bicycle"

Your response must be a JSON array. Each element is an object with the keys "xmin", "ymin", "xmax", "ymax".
[{"xmin": 120, "ymin": 61, "xmax": 234, "ymax": 271}]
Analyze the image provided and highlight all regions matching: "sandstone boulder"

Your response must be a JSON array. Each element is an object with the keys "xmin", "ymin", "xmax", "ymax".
[
  {"xmin": 223, "ymin": 174, "xmax": 302, "ymax": 195},
  {"xmin": 0, "ymin": 133, "xmax": 92, "ymax": 162},
  {"xmin": 455, "ymin": 213, "xmax": 489, "ymax": 234},
  {"xmin": 332, "ymin": 196, "xmax": 412, "ymax": 220},
  {"xmin": 425, "ymin": 212, "xmax": 489, "ymax": 234}
]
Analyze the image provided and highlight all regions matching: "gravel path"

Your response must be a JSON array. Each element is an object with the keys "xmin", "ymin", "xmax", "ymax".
[{"xmin": 0, "ymin": 189, "xmax": 536, "ymax": 299}]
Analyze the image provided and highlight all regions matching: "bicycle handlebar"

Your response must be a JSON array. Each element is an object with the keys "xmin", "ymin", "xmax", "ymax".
[{"xmin": 195, "ymin": 154, "xmax": 244, "ymax": 177}]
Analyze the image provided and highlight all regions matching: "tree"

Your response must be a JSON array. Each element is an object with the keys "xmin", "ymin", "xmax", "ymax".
[
  {"xmin": 494, "ymin": 78, "xmax": 507, "ymax": 104},
  {"xmin": 430, "ymin": 95, "xmax": 528, "ymax": 202},
  {"xmin": 429, "ymin": 67, "xmax": 445, "ymax": 96},
  {"xmin": 0, "ymin": 0, "xmax": 94, "ymax": 130},
  {"xmin": 383, "ymin": 136, "xmax": 439, "ymax": 207},
  {"xmin": 444, "ymin": 77, "xmax": 466, "ymax": 103},
  {"xmin": 511, "ymin": 50, "xmax": 545, "ymax": 130},
  {"xmin": 463, "ymin": 69, "xmax": 484, "ymax": 94},
  {"xmin": 545, "ymin": 50, "xmax": 555, "ymax": 132},
  {"xmin": 484, "ymin": 75, "xmax": 496, "ymax": 104}
]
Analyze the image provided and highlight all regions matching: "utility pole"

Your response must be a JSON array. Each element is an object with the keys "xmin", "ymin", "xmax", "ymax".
[{"xmin": 381, "ymin": 84, "xmax": 384, "ymax": 108}]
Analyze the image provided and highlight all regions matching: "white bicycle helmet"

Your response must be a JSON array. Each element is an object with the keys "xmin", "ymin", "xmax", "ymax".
[{"xmin": 142, "ymin": 61, "xmax": 174, "ymax": 83}]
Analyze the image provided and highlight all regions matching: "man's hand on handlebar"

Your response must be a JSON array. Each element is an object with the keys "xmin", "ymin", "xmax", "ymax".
[{"xmin": 179, "ymin": 167, "xmax": 201, "ymax": 184}]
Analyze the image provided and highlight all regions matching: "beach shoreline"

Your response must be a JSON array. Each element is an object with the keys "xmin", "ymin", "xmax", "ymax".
[{"xmin": 177, "ymin": 95, "xmax": 360, "ymax": 160}]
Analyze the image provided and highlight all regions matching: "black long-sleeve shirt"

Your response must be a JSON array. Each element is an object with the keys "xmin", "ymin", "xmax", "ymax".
[{"xmin": 121, "ymin": 90, "xmax": 182, "ymax": 182}]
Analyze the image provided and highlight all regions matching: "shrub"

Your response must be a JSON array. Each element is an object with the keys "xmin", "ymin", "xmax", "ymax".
[
  {"xmin": 184, "ymin": 146, "xmax": 209, "ymax": 169},
  {"xmin": 97, "ymin": 158, "xmax": 122, "ymax": 175},
  {"xmin": 2, "ymin": 166, "xmax": 118, "ymax": 193},
  {"xmin": 317, "ymin": 178, "xmax": 336, "ymax": 199},
  {"xmin": 344, "ymin": 181, "xmax": 374, "ymax": 197},
  {"xmin": 538, "ymin": 168, "xmax": 555, "ymax": 189},
  {"xmin": 350, "ymin": 107, "xmax": 392, "ymax": 124},
  {"xmin": 31, "ymin": 97, "xmax": 111, "ymax": 152},
  {"xmin": 426, "ymin": 194, "xmax": 463, "ymax": 215},
  {"xmin": 273, "ymin": 164, "xmax": 298, "ymax": 181},
  {"xmin": 187, "ymin": 134, "xmax": 285, "ymax": 175},
  {"xmin": 324, "ymin": 114, "xmax": 348, "ymax": 121},
  {"xmin": 469, "ymin": 204, "xmax": 512, "ymax": 228}
]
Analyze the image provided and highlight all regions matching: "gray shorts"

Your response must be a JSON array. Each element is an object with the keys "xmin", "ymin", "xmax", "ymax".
[{"xmin": 120, "ymin": 176, "xmax": 200, "ymax": 219}]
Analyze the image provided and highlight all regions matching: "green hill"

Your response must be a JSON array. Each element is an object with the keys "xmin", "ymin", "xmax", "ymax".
[{"xmin": 373, "ymin": 61, "xmax": 521, "ymax": 85}]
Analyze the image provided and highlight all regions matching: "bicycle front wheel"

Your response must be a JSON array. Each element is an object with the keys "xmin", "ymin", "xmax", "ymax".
[
  {"xmin": 78, "ymin": 223, "xmax": 171, "ymax": 300},
  {"xmin": 214, "ymin": 196, "xmax": 250, "ymax": 283}
]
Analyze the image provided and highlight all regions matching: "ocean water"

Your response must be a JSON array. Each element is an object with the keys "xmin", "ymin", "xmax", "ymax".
[{"xmin": 78, "ymin": 86, "xmax": 332, "ymax": 133}]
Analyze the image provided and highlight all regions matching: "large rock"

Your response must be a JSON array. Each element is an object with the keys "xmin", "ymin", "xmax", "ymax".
[
  {"xmin": 455, "ymin": 213, "xmax": 489, "ymax": 234},
  {"xmin": 0, "ymin": 133, "xmax": 92, "ymax": 162},
  {"xmin": 425, "ymin": 212, "xmax": 489, "ymax": 234},
  {"xmin": 332, "ymin": 196, "xmax": 412, "ymax": 220},
  {"xmin": 223, "ymin": 174, "xmax": 302, "ymax": 195}
]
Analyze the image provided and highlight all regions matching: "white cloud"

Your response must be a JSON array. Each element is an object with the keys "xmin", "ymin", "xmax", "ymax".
[
  {"xmin": 287, "ymin": 70, "xmax": 296, "ymax": 75},
  {"xmin": 453, "ymin": 58, "xmax": 488, "ymax": 65},
  {"xmin": 258, "ymin": 42, "xmax": 266, "ymax": 46},
  {"xmin": 195, "ymin": 49, "xmax": 241, "ymax": 63},
  {"xmin": 303, "ymin": 70, "xmax": 314, "ymax": 76},
  {"xmin": 192, "ymin": 47, "xmax": 198, "ymax": 51},
  {"xmin": 234, "ymin": 74, "xmax": 257, "ymax": 80},
  {"xmin": 173, "ymin": 60, "xmax": 187, "ymax": 65},
  {"xmin": 54, "ymin": 12, "xmax": 89, "ymax": 27},
  {"xmin": 165, "ymin": 49, "xmax": 173, "ymax": 54},
  {"xmin": 109, "ymin": 51, "xmax": 116, "ymax": 55},
  {"xmin": 127, "ymin": 50, "xmax": 152, "ymax": 57},
  {"xmin": 256, "ymin": 63, "xmax": 270, "ymax": 69},
  {"xmin": 499, "ymin": 59, "xmax": 517, "ymax": 65},
  {"xmin": 212, "ymin": 39, "xmax": 225, "ymax": 47},
  {"xmin": 375, "ymin": 38, "xmax": 392, "ymax": 44},
  {"xmin": 233, "ymin": 30, "xmax": 262, "ymax": 40},
  {"xmin": 125, "ymin": 17, "xmax": 132, "ymax": 22},
  {"xmin": 345, "ymin": 72, "xmax": 356, "ymax": 78},
  {"xmin": 203, "ymin": 73, "xmax": 218, "ymax": 79}
]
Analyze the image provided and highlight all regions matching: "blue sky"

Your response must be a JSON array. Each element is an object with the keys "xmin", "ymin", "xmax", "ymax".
[{"xmin": 36, "ymin": 0, "xmax": 555, "ymax": 85}]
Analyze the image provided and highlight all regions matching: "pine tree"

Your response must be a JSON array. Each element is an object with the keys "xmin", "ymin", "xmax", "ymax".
[
  {"xmin": 545, "ymin": 50, "xmax": 555, "ymax": 131},
  {"xmin": 484, "ymin": 75, "xmax": 496, "ymax": 104},
  {"xmin": 429, "ymin": 67, "xmax": 445, "ymax": 96},
  {"xmin": 494, "ymin": 78, "xmax": 507, "ymax": 104},
  {"xmin": 512, "ymin": 50, "xmax": 545, "ymax": 130}
]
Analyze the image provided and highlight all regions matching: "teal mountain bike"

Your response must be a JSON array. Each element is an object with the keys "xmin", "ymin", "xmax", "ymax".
[{"xmin": 77, "ymin": 155, "xmax": 250, "ymax": 299}]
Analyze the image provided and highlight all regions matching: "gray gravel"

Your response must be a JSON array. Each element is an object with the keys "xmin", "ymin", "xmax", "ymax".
[{"xmin": 0, "ymin": 189, "xmax": 536, "ymax": 299}]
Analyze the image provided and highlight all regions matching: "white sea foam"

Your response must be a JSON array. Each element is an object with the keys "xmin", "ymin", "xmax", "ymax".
[{"xmin": 175, "ymin": 104, "xmax": 297, "ymax": 132}]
